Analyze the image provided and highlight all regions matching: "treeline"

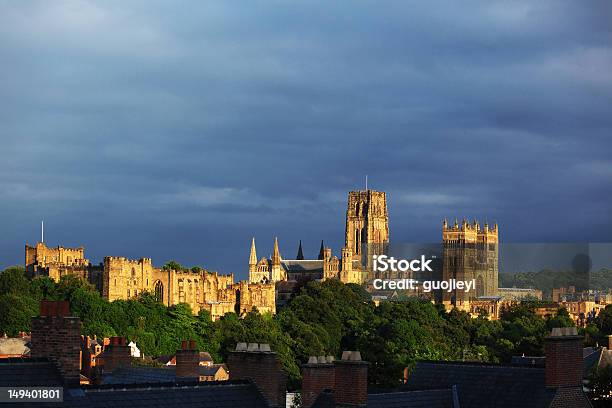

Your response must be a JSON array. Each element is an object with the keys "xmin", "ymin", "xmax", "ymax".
[
  {"xmin": 1, "ymin": 265, "xmax": 612, "ymax": 389},
  {"xmin": 500, "ymin": 268, "xmax": 612, "ymax": 297}
]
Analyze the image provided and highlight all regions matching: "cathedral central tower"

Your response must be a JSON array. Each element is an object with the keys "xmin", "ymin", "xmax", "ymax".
[{"xmin": 345, "ymin": 190, "xmax": 389, "ymax": 262}]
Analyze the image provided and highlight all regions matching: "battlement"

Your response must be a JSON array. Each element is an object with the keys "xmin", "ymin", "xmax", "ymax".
[
  {"xmin": 26, "ymin": 242, "xmax": 88, "ymax": 273},
  {"xmin": 442, "ymin": 218, "xmax": 498, "ymax": 234},
  {"xmin": 103, "ymin": 256, "xmax": 153, "ymax": 266}
]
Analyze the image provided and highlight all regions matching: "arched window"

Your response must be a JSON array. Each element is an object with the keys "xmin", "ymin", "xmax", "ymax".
[{"xmin": 154, "ymin": 280, "xmax": 164, "ymax": 303}]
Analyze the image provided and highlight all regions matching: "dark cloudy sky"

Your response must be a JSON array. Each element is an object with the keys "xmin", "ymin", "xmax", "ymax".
[{"xmin": 1, "ymin": 1, "xmax": 611, "ymax": 278}]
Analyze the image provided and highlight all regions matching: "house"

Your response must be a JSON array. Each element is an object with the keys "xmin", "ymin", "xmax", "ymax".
[{"xmin": 402, "ymin": 327, "xmax": 592, "ymax": 408}]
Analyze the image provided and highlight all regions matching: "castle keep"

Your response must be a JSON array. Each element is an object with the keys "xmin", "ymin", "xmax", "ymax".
[{"xmin": 25, "ymin": 243, "xmax": 274, "ymax": 320}]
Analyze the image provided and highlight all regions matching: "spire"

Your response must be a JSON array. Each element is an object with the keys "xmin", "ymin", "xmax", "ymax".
[
  {"xmin": 272, "ymin": 237, "xmax": 281, "ymax": 265},
  {"xmin": 318, "ymin": 240, "xmax": 325, "ymax": 260},
  {"xmin": 249, "ymin": 237, "xmax": 257, "ymax": 266},
  {"xmin": 296, "ymin": 240, "xmax": 304, "ymax": 260}
]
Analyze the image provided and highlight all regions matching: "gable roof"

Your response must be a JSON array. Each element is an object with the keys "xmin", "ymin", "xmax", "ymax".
[{"xmin": 200, "ymin": 364, "xmax": 228, "ymax": 377}]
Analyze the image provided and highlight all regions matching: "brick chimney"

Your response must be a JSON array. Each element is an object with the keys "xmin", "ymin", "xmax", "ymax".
[
  {"xmin": 175, "ymin": 340, "xmax": 199, "ymax": 381},
  {"xmin": 228, "ymin": 342, "xmax": 287, "ymax": 408},
  {"xmin": 102, "ymin": 336, "xmax": 131, "ymax": 373},
  {"xmin": 545, "ymin": 327, "xmax": 583, "ymax": 388},
  {"xmin": 334, "ymin": 351, "xmax": 368, "ymax": 406},
  {"xmin": 301, "ymin": 355, "xmax": 335, "ymax": 408},
  {"xmin": 30, "ymin": 300, "xmax": 81, "ymax": 387}
]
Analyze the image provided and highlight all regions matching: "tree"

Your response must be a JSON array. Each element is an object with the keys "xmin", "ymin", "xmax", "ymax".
[
  {"xmin": 162, "ymin": 261, "xmax": 183, "ymax": 271},
  {"xmin": 0, "ymin": 294, "xmax": 38, "ymax": 336},
  {"xmin": 0, "ymin": 266, "xmax": 29, "ymax": 295}
]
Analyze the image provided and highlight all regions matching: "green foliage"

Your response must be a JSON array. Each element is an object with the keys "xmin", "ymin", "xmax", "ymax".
[
  {"xmin": 0, "ymin": 293, "xmax": 38, "ymax": 336},
  {"xmin": 0, "ymin": 265, "xmax": 29, "ymax": 295},
  {"xmin": 0, "ymin": 266, "xmax": 585, "ymax": 390},
  {"xmin": 162, "ymin": 260, "xmax": 184, "ymax": 271}
]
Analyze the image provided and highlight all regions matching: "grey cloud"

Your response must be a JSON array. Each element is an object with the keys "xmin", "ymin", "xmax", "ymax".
[{"xmin": 1, "ymin": 0, "xmax": 611, "ymax": 275}]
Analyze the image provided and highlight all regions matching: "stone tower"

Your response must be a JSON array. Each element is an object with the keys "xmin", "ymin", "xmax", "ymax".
[
  {"xmin": 249, "ymin": 238, "xmax": 269, "ymax": 283},
  {"xmin": 442, "ymin": 218, "xmax": 499, "ymax": 304},
  {"xmin": 270, "ymin": 237, "xmax": 287, "ymax": 282},
  {"xmin": 344, "ymin": 190, "xmax": 389, "ymax": 262}
]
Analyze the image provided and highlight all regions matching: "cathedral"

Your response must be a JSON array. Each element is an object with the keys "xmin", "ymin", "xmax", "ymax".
[{"xmin": 248, "ymin": 189, "xmax": 390, "ymax": 287}]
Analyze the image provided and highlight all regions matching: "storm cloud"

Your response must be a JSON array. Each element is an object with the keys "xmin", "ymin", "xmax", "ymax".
[{"xmin": 1, "ymin": 1, "xmax": 611, "ymax": 277}]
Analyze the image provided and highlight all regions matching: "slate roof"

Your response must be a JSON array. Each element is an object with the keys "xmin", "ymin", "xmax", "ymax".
[
  {"xmin": 6, "ymin": 381, "xmax": 270, "ymax": 408},
  {"xmin": 311, "ymin": 387, "xmax": 457, "ymax": 408},
  {"xmin": 102, "ymin": 366, "xmax": 177, "ymax": 385},
  {"xmin": 0, "ymin": 359, "xmax": 270, "ymax": 408},
  {"xmin": 510, "ymin": 355, "xmax": 546, "ymax": 367},
  {"xmin": 281, "ymin": 259, "xmax": 324, "ymax": 273},
  {"xmin": 583, "ymin": 348, "xmax": 602, "ymax": 377},
  {"xmin": 102, "ymin": 365, "xmax": 229, "ymax": 384},
  {"xmin": 367, "ymin": 388, "xmax": 457, "ymax": 408},
  {"xmin": 405, "ymin": 361, "xmax": 557, "ymax": 408},
  {"xmin": 64, "ymin": 381, "xmax": 270, "ymax": 408},
  {"xmin": 0, "ymin": 357, "xmax": 63, "ymax": 387}
]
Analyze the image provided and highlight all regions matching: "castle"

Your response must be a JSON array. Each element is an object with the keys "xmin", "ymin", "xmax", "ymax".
[
  {"xmin": 25, "ymin": 243, "xmax": 275, "ymax": 320},
  {"xmin": 248, "ymin": 190, "xmax": 390, "ymax": 288}
]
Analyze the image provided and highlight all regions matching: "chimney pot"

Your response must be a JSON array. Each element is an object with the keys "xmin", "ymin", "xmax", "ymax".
[
  {"xmin": 607, "ymin": 335, "xmax": 612, "ymax": 350},
  {"xmin": 341, "ymin": 351, "xmax": 351, "ymax": 361},
  {"xmin": 235, "ymin": 342, "xmax": 247, "ymax": 352},
  {"xmin": 189, "ymin": 340, "xmax": 196, "ymax": 350},
  {"xmin": 247, "ymin": 342, "xmax": 259, "ymax": 352},
  {"xmin": 317, "ymin": 356, "xmax": 326, "ymax": 364},
  {"xmin": 308, "ymin": 356, "xmax": 318, "ymax": 364},
  {"xmin": 350, "ymin": 351, "xmax": 362, "ymax": 361},
  {"xmin": 181, "ymin": 340, "xmax": 187, "ymax": 350},
  {"xmin": 260, "ymin": 343, "xmax": 271, "ymax": 352}
]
